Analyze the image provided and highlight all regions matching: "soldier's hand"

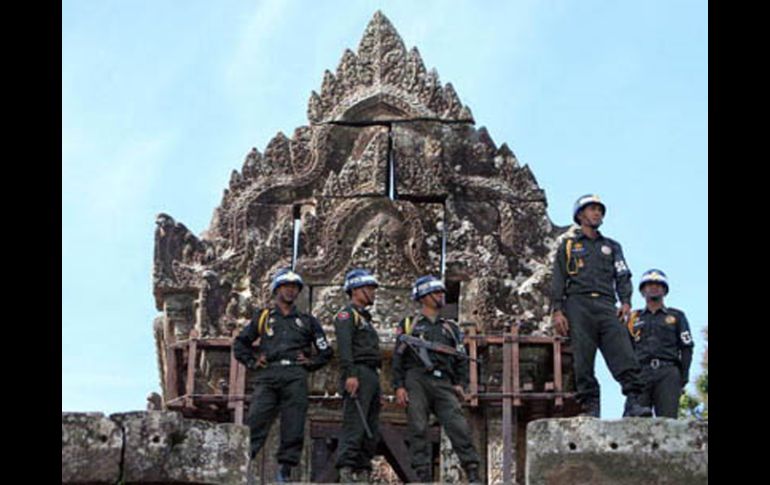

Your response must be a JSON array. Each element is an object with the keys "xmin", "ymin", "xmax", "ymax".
[
  {"xmin": 296, "ymin": 352, "xmax": 309, "ymax": 366},
  {"xmin": 617, "ymin": 303, "xmax": 631, "ymax": 322},
  {"xmin": 453, "ymin": 385, "xmax": 467, "ymax": 401},
  {"xmin": 552, "ymin": 311, "xmax": 569, "ymax": 336},
  {"xmin": 396, "ymin": 387, "xmax": 409, "ymax": 407},
  {"xmin": 345, "ymin": 377, "xmax": 359, "ymax": 397},
  {"xmin": 249, "ymin": 354, "xmax": 267, "ymax": 369}
]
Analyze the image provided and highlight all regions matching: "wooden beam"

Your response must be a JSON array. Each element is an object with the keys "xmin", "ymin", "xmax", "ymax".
[
  {"xmin": 380, "ymin": 424, "xmax": 419, "ymax": 483},
  {"xmin": 227, "ymin": 330, "xmax": 239, "ymax": 411},
  {"xmin": 511, "ymin": 325, "xmax": 521, "ymax": 407},
  {"xmin": 502, "ymin": 325, "xmax": 513, "ymax": 485},
  {"xmin": 467, "ymin": 325, "xmax": 479, "ymax": 407},
  {"xmin": 164, "ymin": 320, "xmax": 179, "ymax": 403},
  {"xmin": 311, "ymin": 436, "xmax": 339, "ymax": 483},
  {"xmin": 184, "ymin": 331, "xmax": 198, "ymax": 408},
  {"xmin": 553, "ymin": 339, "xmax": 564, "ymax": 408}
]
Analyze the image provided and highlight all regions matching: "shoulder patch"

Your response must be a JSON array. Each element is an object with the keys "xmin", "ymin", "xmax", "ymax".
[{"xmin": 337, "ymin": 310, "xmax": 351, "ymax": 320}]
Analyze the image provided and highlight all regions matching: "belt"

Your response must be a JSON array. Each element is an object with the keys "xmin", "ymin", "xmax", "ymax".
[
  {"xmin": 643, "ymin": 358, "xmax": 678, "ymax": 370},
  {"xmin": 568, "ymin": 292, "xmax": 612, "ymax": 299},
  {"xmin": 266, "ymin": 359, "xmax": 298, "ymax": 368}
]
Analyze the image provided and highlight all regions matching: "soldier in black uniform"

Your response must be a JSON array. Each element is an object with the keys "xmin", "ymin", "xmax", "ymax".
[
  {"xmin": 392, "ymin": 275, "xmax": 481, "ymax": 484},
  {"xmin": 550, "ymin": 194, "xmax": 651, "ymax": 418},
  {"xmin": 626, "ymin": 269, "xmax": 694, "ymax": 418},
  {"xmin": 233, "ymin": 268, "xmax": 333, "ymax": 483},
  {"xmin": 334, "ymin": 268, "xmax": 382, "ymax": 483}
]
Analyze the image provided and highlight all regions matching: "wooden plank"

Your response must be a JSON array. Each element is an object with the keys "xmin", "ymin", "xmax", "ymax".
[
  {"xmin": 170, "ymin": 338, "xmax": 233, "ymax": 349},
  {"xmin": 380, "ymin": 424, "xmax": 419, "ymax": 483},
  {"xmin": 310, "ymin": 421, "xmax": 342, "ymax": 438},
  {"xmin": 311, "ymin": 437, "xmax": 338, "ymax": 483},
  {"xmin": 164, "ymin": 319, "xmax": 179, "ymax": 402},
  {"xmin": 511, "ymin": 325, "xmax": 521, "ymax": 407},
  {"xmin": 234, "ymin": 344, "xmax": 247, "ymax": 425},
  {"xmin": 227, "ymin": 330, "xmax": 239, "ymax": 411},
  {"xmin": 553, "ymin": 339, "xmax": 564, "ymax": 408},
  {"xmin": 184, "ymin": 331, "xmax": 198, "ymax": 408},
  {"xmin": 467, "ymin": 325, "xmax": 479, "ymax": 407},
  {"xmin": 502, "ymin": 326, "xmax": 513, "ymax": 485},
  {"xmin": 474, "ymin": 392, "xmax": 577, "ymax": 400}
]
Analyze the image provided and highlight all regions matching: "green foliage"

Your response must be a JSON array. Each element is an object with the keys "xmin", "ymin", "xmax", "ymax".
[{"xmin": 679, "ymin": 326, "xmax": 708, "ymax": 419}]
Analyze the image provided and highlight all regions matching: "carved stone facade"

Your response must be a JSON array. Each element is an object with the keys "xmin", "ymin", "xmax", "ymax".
[{"xmin": 152, "ymin": 11, "xmax": 572, "ymax": 483}]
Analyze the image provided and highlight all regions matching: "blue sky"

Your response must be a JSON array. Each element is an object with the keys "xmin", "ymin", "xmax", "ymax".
[{"xmin": 63, "ymin": 0, "xmax": 707, "ymax": 418}]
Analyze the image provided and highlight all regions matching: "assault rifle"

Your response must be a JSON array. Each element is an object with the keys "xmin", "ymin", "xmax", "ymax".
[{"xmin": 396, "ymin": 334, "xmax": 480, "ymax": 371}]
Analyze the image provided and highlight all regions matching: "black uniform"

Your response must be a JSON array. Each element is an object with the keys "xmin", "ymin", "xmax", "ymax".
[
  {"xmin": 551, "ymin": 231, "xmax": 645, "ymax": 409},
  {"xmin": 334, "ymin": 304, "xmax": 382, "ymax": 473},
  {"xmin": 233, "ymin": 305, "xmax": 333, "ymax": 464},
  {"xmin": 392, "ymin": 314, "xmax": 480, "ymax": 474},
  {"xmin": 628, "ymin": 306, "xmax": 694, "ymax": 417}
]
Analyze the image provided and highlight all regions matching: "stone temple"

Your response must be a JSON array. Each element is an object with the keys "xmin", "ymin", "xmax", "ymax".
[{"xmin": 62, "ymin": 11, "xmax": 707, "ymax": 485}]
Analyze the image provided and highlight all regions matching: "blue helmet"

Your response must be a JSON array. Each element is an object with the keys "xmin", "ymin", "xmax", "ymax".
[
  {"xmin": 638, "ymin": 269, "xmax": 669, "ymax": 295},
  {"xmin": 412, "ymin": 275, "xmax": 446, "ymax": 301},
  {"xmin": 344, "ymin": 268, "xmax": 379, "ymax": 294},
  {"xmin": 573, "ymin": 194, "xmax": 606, "ymax": 224},
  {"xmin": 270, "ymin": 268, "xmax": 304, "ymax": 293}
]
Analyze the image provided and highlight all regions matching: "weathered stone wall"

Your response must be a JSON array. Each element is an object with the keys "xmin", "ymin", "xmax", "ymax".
[
  {"xmin": 526, "ymin": 417, "xmax": 708, "ymax": 485},
  {"xmin": 62, "ymin": 411, "xmax": 250, "ymax": 484}
]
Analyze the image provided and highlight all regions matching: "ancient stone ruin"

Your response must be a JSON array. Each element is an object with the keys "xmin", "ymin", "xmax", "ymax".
[
  {"xmin": 149, "ymin": 11, "xmax": 581, "ymax": 484},
  {"xmin": 62, "ymin": 11, "xmax": 707, "ymax": 485}
]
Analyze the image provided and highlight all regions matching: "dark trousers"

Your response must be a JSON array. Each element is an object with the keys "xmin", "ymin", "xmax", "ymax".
[
  {"xmin": 565, "ymin": 294, "xmax": 644, "ymax": 404},
  {"xmin": 335, "ymin": 365, "xmax": 381, "ymax": 471},
  {"xmin": 638, "ymin": 365, "xmax": 682, "ymax": 418},
  {"xmin": 405, "ymin": 368, "xmax": 480, "ymax": 470},
  {"xmin": 246, "ymin": 366, "xmax": 308, "ymax": 466}
]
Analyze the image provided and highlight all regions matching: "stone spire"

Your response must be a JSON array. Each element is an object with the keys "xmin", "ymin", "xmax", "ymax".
[{"xmin": 307, "ymin": 11, "xmax": 474, "ymax": 124}]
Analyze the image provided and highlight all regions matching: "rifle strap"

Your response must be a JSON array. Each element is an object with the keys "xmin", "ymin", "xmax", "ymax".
[{"xmin": 256, "ymin": 308, "xmax": 271, "ymax": 335}]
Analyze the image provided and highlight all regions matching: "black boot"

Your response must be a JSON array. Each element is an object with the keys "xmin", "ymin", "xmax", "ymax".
[
  {"xmin": 465, "ymin": 463, "xmax": 480, "ymax": 483},
  {"xmin": 623, "ymin": 394, "xmax": 653, "ymax": 417},
  {"xmin": 579, "ymin": 397, "xmax": 601, "ymax": 418}
]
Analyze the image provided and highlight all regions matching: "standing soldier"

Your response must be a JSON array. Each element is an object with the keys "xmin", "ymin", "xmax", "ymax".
[
  {"xmin": 626, "ymin": 269, "xmax": 695, "ymax": 418},
  {"xmin": 334, "ymin": 269, "xmax": 382, "ymax": 483},
  {"xmin": 392, "ymin": 275, "xmax": 481, "ymax": 483},
  {"xmin": 550, "ymin": 194, "xmax": 652, "ymax": 418},
  {"xmin": 233, "ymin": 268, "xmax": 333, "ymax": 483}
]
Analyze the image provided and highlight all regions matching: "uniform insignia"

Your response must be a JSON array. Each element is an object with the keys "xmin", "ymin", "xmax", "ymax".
[
  {"xmin": 681, "ymin": 331, "xmax": 692, "ymax": 344},
  {"xmin": 295, "ymin": 318, "xmax": 304, "ymax": 328},
  {"xmin": 266, "ymin": 327, "xmax": 274, "ymax": 337},
  {"xmin": 601, "ymin": 245, "xmax": 612, "ymax": 255},
  {"xmin": 316, "ymin": 336, "xmax": 329, "ymax": 350},
  {"xmin": 337, "ymin": 311, "xmax": 350, "ymax": 320},
  {"xmin": 665, "ymin": 315, "xmax": 677, "ymax": 325}
]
